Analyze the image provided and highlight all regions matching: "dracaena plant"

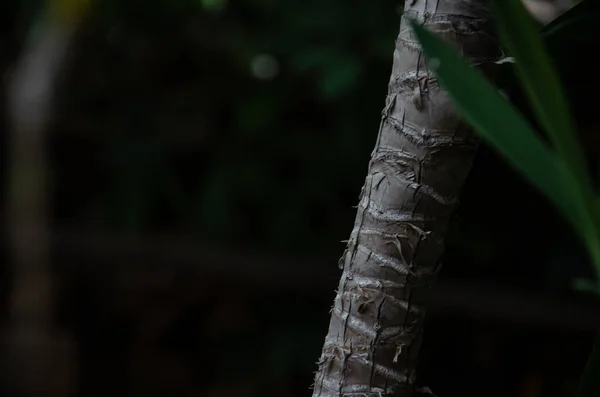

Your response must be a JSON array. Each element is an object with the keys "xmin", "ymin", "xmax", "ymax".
[{"xmin": 411, "ymin": 0, "xmax": 600, "ymax": 396}]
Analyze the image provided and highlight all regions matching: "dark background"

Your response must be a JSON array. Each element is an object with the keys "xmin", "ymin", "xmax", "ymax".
[{"xmin": 1, "ymin": 0, "xmax": 599, "ymax": 396}]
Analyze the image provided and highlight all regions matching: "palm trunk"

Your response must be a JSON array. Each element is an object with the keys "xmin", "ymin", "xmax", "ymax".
[{"xmin": 312, "ymin": 1, "xmax": 500, "ymax": 396}]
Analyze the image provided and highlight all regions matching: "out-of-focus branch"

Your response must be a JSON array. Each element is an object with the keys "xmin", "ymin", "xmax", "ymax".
[
  {"xmin": 7, "ymin": 17, "xmax": 72, "ymax": 329},
  {"xmin": 42, "ymin": 230, "xmax": 600, "ymax": 332},
  {"xmin": 4, "ymin": 5, "xmax": 83, "ymax": 395}
]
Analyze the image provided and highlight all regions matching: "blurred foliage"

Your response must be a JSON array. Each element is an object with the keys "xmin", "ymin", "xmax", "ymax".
[
  {"xmin": 44, "ymin": 0, "xmax": 401, "ymax": 253},
  {"xmin": 0, "ymin": 0, "xmax": 597, "ymax": 285}
]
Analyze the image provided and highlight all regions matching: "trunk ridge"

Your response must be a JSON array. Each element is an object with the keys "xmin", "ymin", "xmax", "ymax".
[{"xmin": 312, "ymin": 1, "xmax": 501, "ymax": 396}]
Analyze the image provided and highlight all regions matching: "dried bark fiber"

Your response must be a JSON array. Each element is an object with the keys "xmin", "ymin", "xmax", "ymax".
[{"xmin": 312, "ymin": 1, "xmax": 501, "ymax": 396}]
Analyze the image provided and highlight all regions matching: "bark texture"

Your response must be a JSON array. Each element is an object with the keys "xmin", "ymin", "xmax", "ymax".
[{"xmin": 312, "ymin": 1, "xmax": 501, "ymax": 396}]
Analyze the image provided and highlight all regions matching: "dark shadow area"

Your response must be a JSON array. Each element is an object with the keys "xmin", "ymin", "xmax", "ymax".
[{"xmin": 0, "ymin": 1, "xmax": 598, "ymax": 396}]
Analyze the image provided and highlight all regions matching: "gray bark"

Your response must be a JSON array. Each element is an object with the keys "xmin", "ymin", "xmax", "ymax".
[{"xmin": 311, "ymin": 1, "xmax": 501, "ymax": 396}]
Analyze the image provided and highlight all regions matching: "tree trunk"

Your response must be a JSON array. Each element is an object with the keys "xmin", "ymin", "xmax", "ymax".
[{"xmin": 311, "ymin": 1, "xmax": 501, "ymax": 396}]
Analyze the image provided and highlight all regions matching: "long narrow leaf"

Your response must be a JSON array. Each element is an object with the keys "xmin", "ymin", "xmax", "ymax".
[
  {"xmin": 495, "ymin": 0, "xmax": 600, "ymax": 115},
  {"xmin": 408, "ymin": 21, "xmax": 582, "ymax": 231},
  {"xmin": 489, "ymin": 0, "xmax": 591, "ymax": 193},
  {"xmin": 490, "ymin": 0, "xmax": 600, "ymax": 286}
]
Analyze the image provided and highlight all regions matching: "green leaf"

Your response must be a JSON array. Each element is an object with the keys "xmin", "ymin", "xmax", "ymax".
[
  {"xmin": 488, "ymin": 0, "xmax": 590, "ymax": 193},
  {"xmin": 495, "ymin": 0, "xmax": 600, "ymax": 110},
  {"xmin": 490, "ymin": 0, "xmax": 600, "ymax": 289},
  {"xmin": 408, "ymin": 21, "xmax": 580, "ymax": 230},
  {"xmin": 541, "ymin": 0, "xmax": 600, "ymax": 128}
]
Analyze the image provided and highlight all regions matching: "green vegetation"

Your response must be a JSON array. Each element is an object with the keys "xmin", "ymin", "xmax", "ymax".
[{"xmin": 412, "ymin": 1, "xmax": 600, "ymax": 395}]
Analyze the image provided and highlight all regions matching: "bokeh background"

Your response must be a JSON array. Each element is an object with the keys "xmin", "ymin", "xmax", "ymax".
[{"xmin": 1, "ymin": 0, "xmax": 599, "ymax": 396}]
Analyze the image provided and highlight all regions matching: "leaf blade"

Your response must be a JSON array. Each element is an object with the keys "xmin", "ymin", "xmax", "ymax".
[
  {"xmin": 408, "ymin": 20, "xmax": 581, "ymax": 229},
  {"xmin": 489, "ymin": 0, "xmax": 591, "ymax": 193}
]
